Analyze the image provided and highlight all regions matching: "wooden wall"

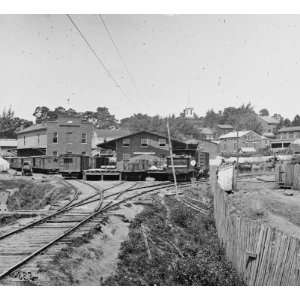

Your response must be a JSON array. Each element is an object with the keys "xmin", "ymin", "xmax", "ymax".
[
  {"xmin": 213, "ymin": 178, "xmax": 300, "ymax": 285},
  {"xmin": 275, "ymin": 162, "xmax": 300, "ymax": 190}
]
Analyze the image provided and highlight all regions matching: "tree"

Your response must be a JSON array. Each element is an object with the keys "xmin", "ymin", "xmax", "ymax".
[
  {"xmin": 0, "ymin": 107, "xmax": 32, "ymax": 138},
  {"xmin": 259, "ymin": 108, "xmax": 269, "ymax": 116},
  {"xmin": 292, "ymin": 114, "xmax": 300, "ymax": 126}
]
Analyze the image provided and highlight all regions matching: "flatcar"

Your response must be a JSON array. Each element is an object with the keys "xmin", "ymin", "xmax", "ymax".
[{"xmin": 59, "ymin": 154, "xmax": 92, "ymax": 179}]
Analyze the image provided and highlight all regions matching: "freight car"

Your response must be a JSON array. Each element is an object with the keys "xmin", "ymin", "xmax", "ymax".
[
  {"xmin": 6, "ymin": 156, "xmax": 59, "ymax": 174},
  {"xmin": 32, "ymin": 156, "xmax": 59, "ymax": 174},
  {"xmin": 59, "ymin": 154, "xmax": 92, "ymax": 179}
]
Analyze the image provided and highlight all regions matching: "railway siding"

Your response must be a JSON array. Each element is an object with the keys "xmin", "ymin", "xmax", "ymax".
[{"xmin": 0, "ymin": 180, "xmax": 181, "ymax": 285}]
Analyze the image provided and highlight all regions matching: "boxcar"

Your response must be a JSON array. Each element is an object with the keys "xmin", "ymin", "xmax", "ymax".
[
  {"xmin": 32, "ymin": 156, "xmax": 59, "ymax": 174},
  {"xmin": 9, "ymin": 157, "xmax": 23, "ymax": 171},
  {"xmin": 59, "ymin": 154, "xmax": 92, "ymax": 179}
]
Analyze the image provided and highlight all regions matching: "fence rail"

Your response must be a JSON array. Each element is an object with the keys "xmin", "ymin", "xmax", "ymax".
[{"xmin": 212, "ymin": 165, "xmax": 300, "ymax": 285}]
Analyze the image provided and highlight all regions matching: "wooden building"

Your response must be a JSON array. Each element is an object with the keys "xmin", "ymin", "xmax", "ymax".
[
  {"xmin": 16, "ymin": 115, "xmax": 93, "ymax": 157},
  {"xmin": 97, "ymin": 130, "xmax": 189, "ymax": 171},
  {"xmin": 219, "ymin": 130, "xmax": 269, "ymax": 154}
]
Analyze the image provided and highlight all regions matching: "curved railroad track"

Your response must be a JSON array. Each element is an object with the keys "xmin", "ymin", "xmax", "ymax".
[{"xmin": 0, "ymin": 179, "xmax": 183, "ymax": 284}]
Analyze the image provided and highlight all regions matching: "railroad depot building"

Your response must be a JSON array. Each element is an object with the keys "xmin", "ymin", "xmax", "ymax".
[
  {"xmin": 16, "ymin": 115, "xmax": 93, "ymax": 156},
  {"xmin": 97, "ymin": 130, "xmax": 190, "ymax": 170},
  {"xmin": 219, "ymin": 130, "xmax": 269, "ymax": 154}
]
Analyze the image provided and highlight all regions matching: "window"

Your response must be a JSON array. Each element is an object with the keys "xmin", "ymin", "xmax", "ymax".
[
  {"xmin": 122, "ymin": 138, "xmax": 130, "ymax": 147},
  {"xmin": 82, "ymin": 151, "xmax": 86, "ymax": 155},
  {"xmin": 123, "ymin": 153, "xmax": 131, "ymax": 160},
  {"xmin": 53, "ymin": 151, "xmax": 58, "ymax": 157},
  {"xmin": 23, "ymin": 136, "xmax": 26, "ymax": 146},
  {"xmin": 159, "ymin": 138, "xmax": 166, "ymax": 147},
  {"xmin": 64, "ymin": 157, "xmax": 73, "ymax": 164},
  {"xmin": 141, "ymin": 138, "xmax": 148, "ymax": 147},
  {"xmin": 37, "ymin": 134, "xmax": 40, "ymax": 144},
  {"xmin": 81, "ymin": 133, "xmax": 87, "ymax": 144},
  {"xmin": 289, "ymin": 132, "xmax": 294, "ymax": 139},
  {"xmin": 65, "ymin": 132, "xmax": 72, "ymax": 144},
  {"xmin": 53, "ymin": 132, "xmax": 58, "ymax": 143}
]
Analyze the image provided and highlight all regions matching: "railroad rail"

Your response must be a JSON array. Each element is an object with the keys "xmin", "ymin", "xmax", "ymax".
[{"xmin": 0, "ymin": 180, "xmax": 184, "ymax": 282}]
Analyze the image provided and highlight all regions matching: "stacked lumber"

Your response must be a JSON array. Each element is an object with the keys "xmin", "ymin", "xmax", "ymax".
[{"xmin": 213, "ymin": 181, "xmax": 300, "ymax": 285}]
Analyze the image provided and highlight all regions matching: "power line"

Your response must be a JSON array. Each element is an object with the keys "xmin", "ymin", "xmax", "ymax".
[
  {"xmin": 66, "ymin": 14, "xmax": 131, "ymax": 103},
  {"xmin": 97, "ymin": 14, "xmax": 137, "ymax": 90}
]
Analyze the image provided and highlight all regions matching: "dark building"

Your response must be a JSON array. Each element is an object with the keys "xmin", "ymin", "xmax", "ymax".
[
  {"xmin": 97, "ymin": 130, "xmax": 188, "ymax": 171},
  {"xmin": 17, "ymin": 115, "xmax": 93, "ymax": 157}
]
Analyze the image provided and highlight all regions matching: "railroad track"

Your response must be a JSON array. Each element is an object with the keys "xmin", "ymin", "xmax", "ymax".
[{"xmin": 0, "ymin": 179, "xmax": 181, "ymax": 284}]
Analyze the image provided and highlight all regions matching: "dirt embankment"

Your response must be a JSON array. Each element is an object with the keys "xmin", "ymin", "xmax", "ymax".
[
  {"xmin": 0, "ymin": 178, "xmax": 72, "ymax": 211},
  {"xmin": 228, "ymin": 177, "xmax": 300, "ymax": 239}
]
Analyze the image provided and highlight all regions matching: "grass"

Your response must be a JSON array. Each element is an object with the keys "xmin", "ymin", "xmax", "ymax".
[
  {"xmin": 0, "ymin": 179, "xmax": 72, "ymax": 211},
  {"xmin": 0, "ymin": 213, "xmax": 38, "ymax": 227},
  {"xmin": 104, "ymin": 190, "xmax": 244, "ymax": 286}
]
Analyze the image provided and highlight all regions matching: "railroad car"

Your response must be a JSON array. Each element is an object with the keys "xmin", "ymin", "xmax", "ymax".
[
  {"xmin": 32, "ymin": 156, "xmax": 60, "ymax": 174},
  {"xmin": 8, "ymin": 157, "xmax": 23, "ymax": 171},
  {"xmin": 59, "ymin": 154, "xmax": 92, "ymax": 179},
  {"xmin": 165, "ymin": 152, "xmax": 209, "ymax": 181}
]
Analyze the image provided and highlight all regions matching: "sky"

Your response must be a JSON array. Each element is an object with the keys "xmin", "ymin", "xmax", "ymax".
[{"xmin": 1, "ymin": 14, "xmax": 300, "ymax": 122}]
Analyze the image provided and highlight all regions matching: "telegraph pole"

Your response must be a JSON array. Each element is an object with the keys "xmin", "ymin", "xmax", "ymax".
[{"xmin": 167, "ymin": 119, "xmax": 179, "ymax": 199}]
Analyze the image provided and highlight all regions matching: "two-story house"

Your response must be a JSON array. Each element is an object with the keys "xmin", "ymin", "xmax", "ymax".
[
  {"xmin": 16, "ymin": 115, "xmax": 94, "ymax": 157},
  {"xmin": 270, "ymin": 126, "xmax": 300, "ymax": 153},
  {"xmin": 258, "ymin": 116, "xmax": 280, "ymax": 138}
]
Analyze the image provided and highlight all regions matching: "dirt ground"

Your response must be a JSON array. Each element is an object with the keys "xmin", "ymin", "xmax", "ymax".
[{"xmin": 229, "ymin": 174, "xmax": 300, "ymax": 239}]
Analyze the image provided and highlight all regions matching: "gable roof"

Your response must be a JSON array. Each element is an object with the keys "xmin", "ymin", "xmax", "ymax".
[
  {"xmin": 278, "ymin": 126, "xmax": 300, "ymax": 133},
  {"xmin": 219, "ymin": 131, "xmax": 251, "ymax": 139},
  {"xmin": 94, "ymin": 129, "xmax": 131, "ymax": 139},
  {"xmin": 97, "ymin": 130, "xmax": 186, "ymax": 147},
  {"xmin": 259, "ymin": 116, "xmax": 280, "ymax": 125}
]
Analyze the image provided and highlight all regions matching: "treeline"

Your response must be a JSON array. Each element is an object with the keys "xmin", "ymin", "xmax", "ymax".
[{"xmin": 0, "ymin": 103, "xmax": 299, "ymax": 140}]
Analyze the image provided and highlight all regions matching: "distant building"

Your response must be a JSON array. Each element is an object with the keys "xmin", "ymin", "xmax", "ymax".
[
  {"xmin": 199, "ymin": 127, "xmax": 215, "ymax": 141},
  {"xmin": 0, "ymin": 139, "xmax": 17, "ymax": 156},
  {"xmin": 16, "ymin": 115, "xmax": 93, "ymax": 157},
  {"xmin": 215, "ymin": 124, "xmax": 233, "ymax": 137},
  {"xmin": 219, "ymin": 130, "xmax": 269, "ymax": 154},
  {"xmin": 197, "ymin": 140, "xmax": 219, "ymax": 159},
  {"xmin": 270, "ymin": 126, "xmax": 300, "ymax": 153},
  {"xmin": 183, "ymin": 107, "xmax": 194, "ymax": 119},
  {"xmin": 258, "ymin": 116, "xmax": 280, "ymax": 138}
]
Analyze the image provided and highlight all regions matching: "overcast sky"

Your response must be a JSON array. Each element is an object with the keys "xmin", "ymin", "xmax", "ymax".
[{"xmin": 1, "ymin": 14, "xmax": 300, "ymax": 122}]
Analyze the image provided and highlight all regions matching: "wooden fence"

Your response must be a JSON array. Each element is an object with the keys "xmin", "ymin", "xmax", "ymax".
[
  {"xmin": 275, "ymin": 162, "xmax": 300, "ymax": 190},
  {"xmin": 213, "ymin": 169, "xmax": 300, "ymax": 285}
]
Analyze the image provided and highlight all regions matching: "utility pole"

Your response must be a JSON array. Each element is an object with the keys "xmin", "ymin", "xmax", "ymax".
[
  {"xmin": 234, "ymin": 126, "xmax": 240, "ymax": 191},
  {"xmin": 166, "ymin": 119, "xmax": 179, "ymax": 199}
]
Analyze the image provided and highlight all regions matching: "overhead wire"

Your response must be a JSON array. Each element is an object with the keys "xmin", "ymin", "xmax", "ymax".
[
  {"xmin": 97, "ymin": 14, "xmax": 138, "ymax": 90},
  {"xmin": 66, "ymin": 14, "xmax": 132, "ymax": 103}
]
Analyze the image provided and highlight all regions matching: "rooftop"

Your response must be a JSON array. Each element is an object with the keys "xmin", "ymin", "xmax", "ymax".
[
  {"xmin": 0, "ymin": 139, "xmax": 17, "ymax": 147},
  {"xmin": 217, "ymin": 124, "xmax": 233, "ymax": 129},
  {"xmin": 259, "ymin": 116, "xmax": 280, "ymax": 124},
  {"xmin": 94, "ymin": 129, "xmax": 131, "ymax": 139},
  {"xmin": 219, "ymin": 131, "xmax": 251, "ymax": 139},
  {"xmin": 278, "ymin": 126, "xmax": 300, "ymax": 133},
  {"xmin": 17, "ymin": 123, "xmax": 47, "ymax": 134}
]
